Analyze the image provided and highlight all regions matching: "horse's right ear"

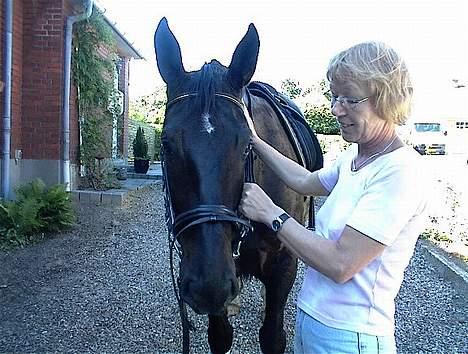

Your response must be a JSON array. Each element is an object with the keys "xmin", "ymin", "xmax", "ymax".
[
  {"xmin": 228, "ymin": 24, "xmax": 260, "ymax": 89},
  {"xmin": 154, "ymin": 17, "xmax": 185, "ymax": 84}
]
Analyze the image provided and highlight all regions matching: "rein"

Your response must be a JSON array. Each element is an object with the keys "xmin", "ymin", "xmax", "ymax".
[{"xmin": 161, "ymin": 91, "xmax": 254, "ymax": 354}]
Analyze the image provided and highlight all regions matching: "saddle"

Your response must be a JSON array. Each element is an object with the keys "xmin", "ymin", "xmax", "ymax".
[
  {"xmin": 246, "ymin": 81, "xmax": 324, "ymax": 230},
  {"xmin": 247, "ymin": 81, "xmax": 323, "ymax": 172}
]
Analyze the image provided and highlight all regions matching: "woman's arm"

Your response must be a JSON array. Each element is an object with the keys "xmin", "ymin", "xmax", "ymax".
[
  {"xmin": 252, "ymin": 136, "xmax": 329, "ymax": 197},
  {"xmin": 240, "ymin": 183, "xmax": 385, "ymax": 283},
  {"xmin": 244, "ymin": 102, "xmax": 328, "ymax": 197},
  {"xmin": 277, "ymin": 219, "xmax": 385, "ymax": 283}
]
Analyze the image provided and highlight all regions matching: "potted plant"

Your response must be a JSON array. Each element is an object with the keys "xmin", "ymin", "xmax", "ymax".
[{"xmin": 132, "ymin": 127, "xmax": 150, "ymax": 174}]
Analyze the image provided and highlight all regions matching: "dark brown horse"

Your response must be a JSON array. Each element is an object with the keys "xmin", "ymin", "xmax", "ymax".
[{"xmin": 155, "ymin": 18, "xmax": 322, "ymax": 354}]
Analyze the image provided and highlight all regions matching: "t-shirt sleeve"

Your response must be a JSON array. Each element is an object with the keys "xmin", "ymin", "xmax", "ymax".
[
  {"xmin": 318, "ymin": 162, "xmax": 339, "ymax": 192},
  {"xmin": 318, "ymin": 149, "xmax": 351, "ymax": 192},
  {"xmin": 346, "ymin": 162, "xmax": 423, "ymax": 245}
]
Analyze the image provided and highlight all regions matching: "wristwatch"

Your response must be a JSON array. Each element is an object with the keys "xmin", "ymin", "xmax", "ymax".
[{"xmin": 271, "ymin": 213, "xmax": 290, "ymax": 232}]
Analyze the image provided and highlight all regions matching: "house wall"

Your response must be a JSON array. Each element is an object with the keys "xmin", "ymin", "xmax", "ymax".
[
  {"xmin": 0, "ymin": 0, "xmax": 27, "ymax": 197},
  {"xmin": 0, "ymin": 0, "xmax": 81, "ymax": 196},
  {"xmin": 120, "ymin": 57, "xmax": 130, "ymax": 161},
  {"xmin": 65, "ymin": 0, "xmax": 80, "ymax": 190},
  {"xmin": 65, "ymin": 0, "xmax": 79, "ymax": 166},
  {"xmin": 17, "ymin": 0, "xmax": 66, "ymax": 193},
  {"xmin": 12, "ymin": 0, "xmax": 24, "ymax": 158},
  {"xmin": 22, "ymin": 0, "xmax": 64, "ymax": 161},
  {"xmin": 1, "ymin": 1, "xmax": 135, "ymax": 198}
]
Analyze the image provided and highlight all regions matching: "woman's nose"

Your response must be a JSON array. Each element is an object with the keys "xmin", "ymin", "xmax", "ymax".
[{"xmin": 331, "ymin": 101, "xmax": 346, "ymax": 117}]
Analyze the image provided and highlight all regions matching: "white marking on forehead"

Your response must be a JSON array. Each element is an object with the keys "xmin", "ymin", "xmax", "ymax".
[{"xmin": 201, "ymin": 113, "xmax": 215, "ymax": 134}]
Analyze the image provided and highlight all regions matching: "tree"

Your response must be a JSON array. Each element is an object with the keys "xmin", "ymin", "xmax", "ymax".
[
  {"xmin": 281, "ymin": 79, "xmax": 303, "ymax": 99},
  {"xmin": 132, "ymin": 127, "xmax": 149, "ymax": 160},
  {"xmin": 129, "ymin": 85, "xmax": 167, "ymax": 125},
  {"xmin": 280, "ymin": 78, "xmax": 339, "ymax": 135}
]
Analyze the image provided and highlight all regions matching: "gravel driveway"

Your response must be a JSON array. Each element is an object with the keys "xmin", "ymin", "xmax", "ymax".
[{"xmin": 0, "ymin": 183, "xmax": 466, "ymax": 353}]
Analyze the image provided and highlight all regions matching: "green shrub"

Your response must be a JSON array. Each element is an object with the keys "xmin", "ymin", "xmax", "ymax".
[
  {"xmin": 132, "ymin": 126, "xmax": 149, "ymax": 160},
  {"xmin": 38, "ymin": 184, "xmax": 76, "ymax": 233},
  {"xmin": 305, "ymin": 104, "xmax": 340, "ymax": 135},
  {"xmin": 420, "ymin": 228, "xmax": 452, "ymax": 243},
  {"xmin": 0, "ymin": 179, "xmax": 75, "ymax": 250},
  {"xmin": 316, "ymin": 134, "xmax": 351, "ymax": 156},
  {"xmin": 318, "ymin": 137, "xmax": 329, "ymax": 155}
]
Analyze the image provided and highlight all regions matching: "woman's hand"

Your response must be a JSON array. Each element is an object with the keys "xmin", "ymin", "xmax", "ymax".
[{"xmin": 239, "ymin": 183, "xmax": 284, "ymax": 225}]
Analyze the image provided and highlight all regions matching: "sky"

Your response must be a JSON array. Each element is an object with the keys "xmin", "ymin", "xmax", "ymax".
[{"xmin": 96, "ymin": 0, "xmax": 468, "ymax": 119}]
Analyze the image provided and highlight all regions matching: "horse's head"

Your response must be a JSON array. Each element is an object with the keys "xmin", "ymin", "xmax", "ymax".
[{"xmin": 155, "ymin": 18, "xmax": 259, "ymax": 314}]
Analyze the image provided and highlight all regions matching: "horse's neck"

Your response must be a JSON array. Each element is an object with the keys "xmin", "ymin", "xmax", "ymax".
[{"xmin": 250, "ymin": 95, "xmax": 298, "ymax": 162}]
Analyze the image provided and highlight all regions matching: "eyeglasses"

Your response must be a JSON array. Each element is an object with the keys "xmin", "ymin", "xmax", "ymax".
[{"xmin": 330, "ymin": 94, "xmax": 369, "ymax": 110}]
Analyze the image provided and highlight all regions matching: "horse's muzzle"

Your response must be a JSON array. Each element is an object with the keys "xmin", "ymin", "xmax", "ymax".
[{"xmin": 180, "ymin": 275, "xmax": 239, "ymax": 315}]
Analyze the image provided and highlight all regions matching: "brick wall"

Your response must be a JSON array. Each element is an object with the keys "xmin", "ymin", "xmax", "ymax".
[
  {"xmin": 0, "ymin": 0, "xmax": 24, "ymax": 156},
  {"xmin": 1, "ymin": 0, "xmax": 133, "ymax": 178},
  {"xmin": 11, "ymin": 0, "xmax": 24, "ymax": 157},
  {"xmin": 21, "ymin": 0, "xmax": 65, "ymax": 160},
  {"xmin": 0, "ymin": 0, "xmax": 2, "ymax": 84},
  {"xmin": 0, "ymin": 0, "xmax": 4, "ymax": 149}
]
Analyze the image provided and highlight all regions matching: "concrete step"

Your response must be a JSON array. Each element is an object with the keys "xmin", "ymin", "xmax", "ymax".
[
  {"xmin": 126, "ymin": 172, "xmax": 161, "ymax": 180},
  {"xmin": 71, "ymin": 179, "xmax": 160, "ymax": 206},
  {"xmin": 125, "ymin": 161, "xmax": 162, "ymax": 180}
]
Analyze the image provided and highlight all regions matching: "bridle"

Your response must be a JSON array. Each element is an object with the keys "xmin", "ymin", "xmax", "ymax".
[
  {"xmin": 161, "ymin": 91, "xmax": 255, "ymax": 354},
  {"xmin": 162, "ymin": 91, "xmax": 254, "ymax": 258},
  {"xmin": 166, "ymin": 92, "xmax": 246, "ymax": 112}
]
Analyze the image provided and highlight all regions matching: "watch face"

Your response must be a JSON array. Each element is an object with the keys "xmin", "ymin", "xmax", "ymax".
[
  {"xmin": 272, "ymin": 219, "xmax": 281, "ymax": 232},
  {"xmin": 272, "ymin": 213, "xmax": 290, "ymax": 232}
]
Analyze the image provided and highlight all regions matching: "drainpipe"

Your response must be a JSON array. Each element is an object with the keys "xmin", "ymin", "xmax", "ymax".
[
  {"xmin": 62, "ymin": 0, "xmax": 93, "ymax": 191},
  {"xmin": 1, "ymin": 0, "xmax": 13, "ymax": 200}
]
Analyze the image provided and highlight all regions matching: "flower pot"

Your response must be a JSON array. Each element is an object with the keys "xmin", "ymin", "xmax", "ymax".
[{"xmin": 134, "ymin": 159, "xmax": 150, "ymax": 174}]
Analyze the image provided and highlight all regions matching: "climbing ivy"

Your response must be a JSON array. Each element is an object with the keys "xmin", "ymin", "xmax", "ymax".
[{"xmin": 72, "ymin": 11, "xmax": 121, "ymax": 190}]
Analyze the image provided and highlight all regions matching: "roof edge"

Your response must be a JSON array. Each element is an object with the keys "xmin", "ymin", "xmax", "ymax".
[{"xmin": 97, "ymin": 6, "xmax": 144, "ymax": 60}]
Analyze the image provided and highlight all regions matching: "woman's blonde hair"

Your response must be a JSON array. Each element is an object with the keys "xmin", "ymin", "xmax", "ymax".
[{"xmin": 327, "ymin": 41, "xmax": 413, "ymax": 125}]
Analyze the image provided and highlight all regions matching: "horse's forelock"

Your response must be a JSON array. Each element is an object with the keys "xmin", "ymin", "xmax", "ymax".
[{"xmin": 195, "ymin": 61, "xmax": 228, "ymax": 115}]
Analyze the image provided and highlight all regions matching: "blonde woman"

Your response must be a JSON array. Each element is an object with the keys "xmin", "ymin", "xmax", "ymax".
[{"xmin": 240, "ymin": 42, "xmax": 429, "ymax": 353}]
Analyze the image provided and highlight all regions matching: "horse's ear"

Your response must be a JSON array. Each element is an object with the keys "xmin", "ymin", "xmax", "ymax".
[
  {"xmin": 154, "ymin": 17, "xmax": 185, "ymax": 84},
  {"xmin": 228, "ymin": 24, "xmax": 260, "ymax": 89}
]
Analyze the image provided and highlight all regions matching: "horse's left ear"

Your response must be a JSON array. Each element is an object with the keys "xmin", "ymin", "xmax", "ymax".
[
  {"xmin": 228, "ymin": 24, "xmax": 260, "ymax": 89},
  {"xmin": 154, "ymin": 17, "xmax": 186, "ymax": 84}
]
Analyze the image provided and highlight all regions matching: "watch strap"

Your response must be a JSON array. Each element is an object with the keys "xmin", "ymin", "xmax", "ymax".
[{"xmin": 278, "ymin": 213, "xmax": 290, "ymax": 223}]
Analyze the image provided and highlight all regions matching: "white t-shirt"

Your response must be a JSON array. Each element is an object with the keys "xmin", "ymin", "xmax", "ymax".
[{"xmin": 297, "ymin": 145, "xmax": 430, "ymax": 336}]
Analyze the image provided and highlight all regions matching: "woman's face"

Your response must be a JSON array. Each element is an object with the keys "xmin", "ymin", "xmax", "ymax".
[{"xmin": 330, "ymin": 81, "xmax": 385, "ymax": 144}]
